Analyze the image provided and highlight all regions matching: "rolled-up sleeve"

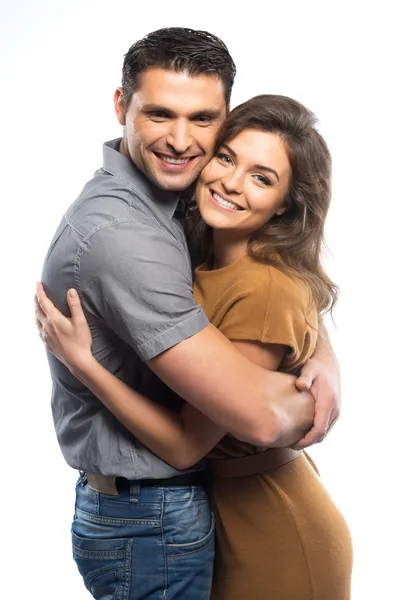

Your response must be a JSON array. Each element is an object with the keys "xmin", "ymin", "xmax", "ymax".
[{"xmin": 78, "ymin": 218, "xmax": 209, "ymax": 361}]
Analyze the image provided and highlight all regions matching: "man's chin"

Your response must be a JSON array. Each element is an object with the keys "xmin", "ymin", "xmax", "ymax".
[
  {"xmin": 152, "ymin": 170, "xmax": 202, "ymax": 192},
  {"xmin": 157, "ymin": 178, "xmax": 193, "ymax": 192},
  {"xmin": 147, "ymin": 154, "xmax": 205, "ymax": 192}
]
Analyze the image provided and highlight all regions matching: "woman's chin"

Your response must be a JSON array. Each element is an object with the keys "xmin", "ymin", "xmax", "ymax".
[
  {"xmin": 199, "ymin": 208, "xmax": 233, "ymax": 231},
  {"xmin": 202, "ymin": 217, "xmax": 232, "ymax": 231}
]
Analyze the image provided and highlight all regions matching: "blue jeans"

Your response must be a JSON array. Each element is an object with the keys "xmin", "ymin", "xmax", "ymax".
[{"xmin": 71, "ymin": 476, "xmax": 215, "ymax": 599}]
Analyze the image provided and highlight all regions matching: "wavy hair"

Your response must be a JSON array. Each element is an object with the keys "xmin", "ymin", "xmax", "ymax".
[{"xmin": 186, "ymin": 94, "xmax": 338, "ymax": 315}]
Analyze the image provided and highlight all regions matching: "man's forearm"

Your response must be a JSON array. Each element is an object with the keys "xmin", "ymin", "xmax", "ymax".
[
  {"xmin": 245, "ymin": 370, "xmax": 315, "ymax": 447},
  {"xmin": 150, "ymin": 324, "xmax": 315, "ymax": 447}
]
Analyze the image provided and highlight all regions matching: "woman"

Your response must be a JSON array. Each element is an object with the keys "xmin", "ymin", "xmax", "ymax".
[{"xmin": 36, "ymin": 94, "xmax": 353, "ymax": 599}]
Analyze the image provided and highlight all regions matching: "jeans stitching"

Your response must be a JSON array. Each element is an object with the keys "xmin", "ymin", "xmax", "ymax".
[
  {"xmin": 85, "ymin": 566, "xmax": 122, "ymax": 587},
  {"xmin": 75, "ymin": 507, "xmax": 161, "ymax": 526},
  {"xmin": 116, "ymin": 539, "xmax": 132, "ymax": 600},
  {"xmin": 73, "ymin": 547, "xmax": 126, "ymax": 559},
  {"xmin": 161, "ymin": 488, "xmax": 168, "ymax": 600},
  {"xmin": 74, "ymin": 483, "xmax": 214, "ymax": 597},
  {"xmin": 73, "ymin": 535, "xmax": 133, "ymax": 600},
  {"xmin": 166, "ymin": 526, "xmax": 215, "ymax": 559}
]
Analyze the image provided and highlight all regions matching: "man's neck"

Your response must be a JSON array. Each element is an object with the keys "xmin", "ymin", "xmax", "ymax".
[{"xmin": 118, "ymin": 137, "xmax": 130, "ymax": 160}]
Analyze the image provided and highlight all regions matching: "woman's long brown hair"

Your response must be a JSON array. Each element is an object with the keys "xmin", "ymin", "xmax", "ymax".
[{"xmin": 186, "ymin": 94, "xmax": 338, "ymax": 316}]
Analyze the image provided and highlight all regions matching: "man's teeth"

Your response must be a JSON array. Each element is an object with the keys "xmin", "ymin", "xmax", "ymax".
[
  {"xmin": 161, "ymin": 155, "xmax": 191, "ymax": 164},
  {"xmin": 212, "ymin": 192, "xmax": 241, "ymax": 211}
]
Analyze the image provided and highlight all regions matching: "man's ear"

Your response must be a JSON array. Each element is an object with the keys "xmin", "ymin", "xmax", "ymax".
[{"xmin": 114, "ymin": 88, "xmax": 126, "ymax": 126}]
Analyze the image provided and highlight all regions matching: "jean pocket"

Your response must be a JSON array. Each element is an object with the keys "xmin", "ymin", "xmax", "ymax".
[
  {"xmin": 71, "ymin": 528, "xmax": 132, "ymax": 599},
  {"xmin": 163, "ymin": 490, "xmax": 212, "ymax": 543},
  {"xmin": 165, "ymin": 512, "xmax": 215, "ymax": 557}
]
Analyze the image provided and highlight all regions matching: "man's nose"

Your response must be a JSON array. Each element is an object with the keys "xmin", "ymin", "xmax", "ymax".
[{"xmin": 166, "ymin": 120, "xmax": 192, "ymax": 154}]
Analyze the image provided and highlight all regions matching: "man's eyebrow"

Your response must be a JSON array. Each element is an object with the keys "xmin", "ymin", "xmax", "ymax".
[
  {"xmin": 221, "ymin": 143, "xmax": 280, "ymax": 182},
  {"xmin": 142, "ymin": 105, "xmax": 223, "ymax": 120},
  {"xmin": 189, "ymin": 109, "xmax": 223, "ymax": 119},
  {"xmin": 142, "ymin": 104, "xmax": 174, "ymax": 114}
]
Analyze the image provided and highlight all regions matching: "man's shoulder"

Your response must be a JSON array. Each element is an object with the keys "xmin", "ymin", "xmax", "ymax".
[
  {"xmin": 65, "ymin": 168, "xmax": 153, "ymax": 240},
  {"xmin": 46, "ymin": 166, "xmax": 188, "ymax": 284}
]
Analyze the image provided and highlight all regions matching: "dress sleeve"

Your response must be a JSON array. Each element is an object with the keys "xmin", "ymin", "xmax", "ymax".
[{"xmin": 218, "ymin": 265, "xmax": 317, "ymax": 368}]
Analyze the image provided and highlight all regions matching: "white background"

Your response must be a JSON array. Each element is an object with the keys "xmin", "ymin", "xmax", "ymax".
[{"xmin": 1, "ymin": 1, "xmax": 399, "ymax": 598}]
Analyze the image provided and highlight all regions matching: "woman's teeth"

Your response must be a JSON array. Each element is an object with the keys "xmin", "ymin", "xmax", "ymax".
[{"xmin": 212, "ymin": 192, "xmax": 241, "ymax": 211}]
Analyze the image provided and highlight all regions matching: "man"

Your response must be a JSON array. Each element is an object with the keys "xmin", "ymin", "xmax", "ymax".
[{"xmin": 36, "ymin": 28, "xmax": 340, "ymax": 600}]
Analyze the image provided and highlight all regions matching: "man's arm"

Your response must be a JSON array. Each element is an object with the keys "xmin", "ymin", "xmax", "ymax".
[
  {"xmin": 149, "ymin": 325, "xmax": 314, "ymax": 447},
  {"xmin": 76, "ymin": 223, "xmax": 321, "ymax": 448},
  {"xmin": 35, "ymin": 289, "xmax": 314, "ymax": 461}
]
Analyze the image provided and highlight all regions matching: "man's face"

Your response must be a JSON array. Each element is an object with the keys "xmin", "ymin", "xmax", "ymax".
[{"xmin": 115, "ymin": 67, "xmax": 227, "ymax": 191}]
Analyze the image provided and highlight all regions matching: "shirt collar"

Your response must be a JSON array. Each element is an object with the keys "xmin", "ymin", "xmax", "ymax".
[{"xmin": 102, "ymin": 138, "xmax": 180, "ymax": 219}]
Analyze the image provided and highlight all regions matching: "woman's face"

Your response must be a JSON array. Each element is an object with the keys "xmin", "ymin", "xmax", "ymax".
[{"xmin": 196, "ymin": 129, "xmax": 291, "ymax": 236}]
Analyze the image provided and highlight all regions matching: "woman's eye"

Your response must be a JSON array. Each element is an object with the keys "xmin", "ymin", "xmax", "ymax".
[
  {"xmin": 216, "ymin": 152, "xmax": 233, "ymax": 165},
  {"xmin": 254, "ymin": 174, "xmax": 271, "ymax": 186}
]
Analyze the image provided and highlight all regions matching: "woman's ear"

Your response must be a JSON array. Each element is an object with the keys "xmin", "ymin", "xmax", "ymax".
[
  {"xmin": 275, "ymin": 193, "xmax": 292, "ymax": 216},
  {"xmin": 275, "ymin": 205, "xmax": 288, "ymax": 216}
]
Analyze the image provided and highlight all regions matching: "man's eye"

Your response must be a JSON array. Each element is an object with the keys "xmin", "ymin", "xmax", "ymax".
[
  {"xmin": 148, "ymin": 112, "xmax": 169, "ymax": 120},
  {"xmin": 195, "ymin": 115, "xmax": 212, "ymax": 124}
]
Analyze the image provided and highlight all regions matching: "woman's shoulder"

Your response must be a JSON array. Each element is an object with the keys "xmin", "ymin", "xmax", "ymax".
[
  {"xmin": 268, "ymin": 264, "xmax": 311, "ymax": 305},
  {"xmin": 241, "ymin": 257, "xmax": 311, "ymax": 305},
  {"xmin": 247, "ymin": 260, "xmax": 318, "ymax": 368}
]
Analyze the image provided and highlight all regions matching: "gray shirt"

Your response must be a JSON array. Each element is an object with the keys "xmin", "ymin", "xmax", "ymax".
[{"xmin": 42, "ymin": 138, "xmax": 209, "ymax": 478}]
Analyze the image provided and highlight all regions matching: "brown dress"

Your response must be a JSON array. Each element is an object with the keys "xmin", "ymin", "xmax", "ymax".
[{"xmin": 194, "ymin": 256, "xmax": 353, "ymax": 600}]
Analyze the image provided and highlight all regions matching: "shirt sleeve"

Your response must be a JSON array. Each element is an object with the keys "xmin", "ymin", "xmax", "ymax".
[
  {"xmin": 218, "ymin": 266, "xmax": 317, "ymax": 366},
  {"xmin": 78, "ymin": 219, "xmax": 209, "ymax": 361}
]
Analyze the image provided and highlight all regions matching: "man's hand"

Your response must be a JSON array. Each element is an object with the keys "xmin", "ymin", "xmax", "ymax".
[
  {"xmin": 291, "ymin": 356, "xmax": 341, "ymax": 450},
  {"xmin": 35, "ymin": 283, "xmax": 93, "ymax": 374}
]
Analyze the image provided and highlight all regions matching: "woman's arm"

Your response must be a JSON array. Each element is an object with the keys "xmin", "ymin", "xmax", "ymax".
[
  {"xmin": 35, "ymin": 287, "xmax": 300, "ymax": 468},
  {"xmin": 293, "ymin": 320, "xmax": 341, "ymax": 448},
  {"xmin": 74, "ymin": 355, "xmax": 226, "ymax": 470},
  {"xmin": 35, "ymin": 286, "xmax": 221, "ymax": 469},
  {"xmin": 71, "ymin": 340, "xmax": 287, "ymax": 469}
]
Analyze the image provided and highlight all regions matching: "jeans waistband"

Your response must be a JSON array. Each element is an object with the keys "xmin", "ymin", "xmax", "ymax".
[
  {"xmin": 83, "ymin": 470, "xmax": 206, "ymax": 495},
  {"xmin": 117, "ymin": 471, "xmax": 206, "ymax": 489}
]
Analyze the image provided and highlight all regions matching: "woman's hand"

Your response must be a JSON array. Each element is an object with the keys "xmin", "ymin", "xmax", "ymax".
[
  {"xmin": 35, "ymin": 283, "xmax": 94, "ymax": 376},
  {"xmin": 293, "ymin": 357, "xmax": 340, "ymax": 449}
]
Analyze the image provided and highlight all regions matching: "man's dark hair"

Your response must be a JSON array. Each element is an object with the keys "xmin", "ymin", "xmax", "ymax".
[{"xmin": 122, "ymin": 27, "xmax": 236, "ymax": 108}]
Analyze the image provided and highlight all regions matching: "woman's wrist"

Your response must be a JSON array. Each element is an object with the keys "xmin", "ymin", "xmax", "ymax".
[{"xmin": 69, "ymin": 352, "xmax": 98, "ymax": 381}]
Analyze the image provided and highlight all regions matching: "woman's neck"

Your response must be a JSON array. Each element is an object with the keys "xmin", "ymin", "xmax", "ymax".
[{"xmin": 212, "ymin": 229, "xmax": 250, "ymax": 269}]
